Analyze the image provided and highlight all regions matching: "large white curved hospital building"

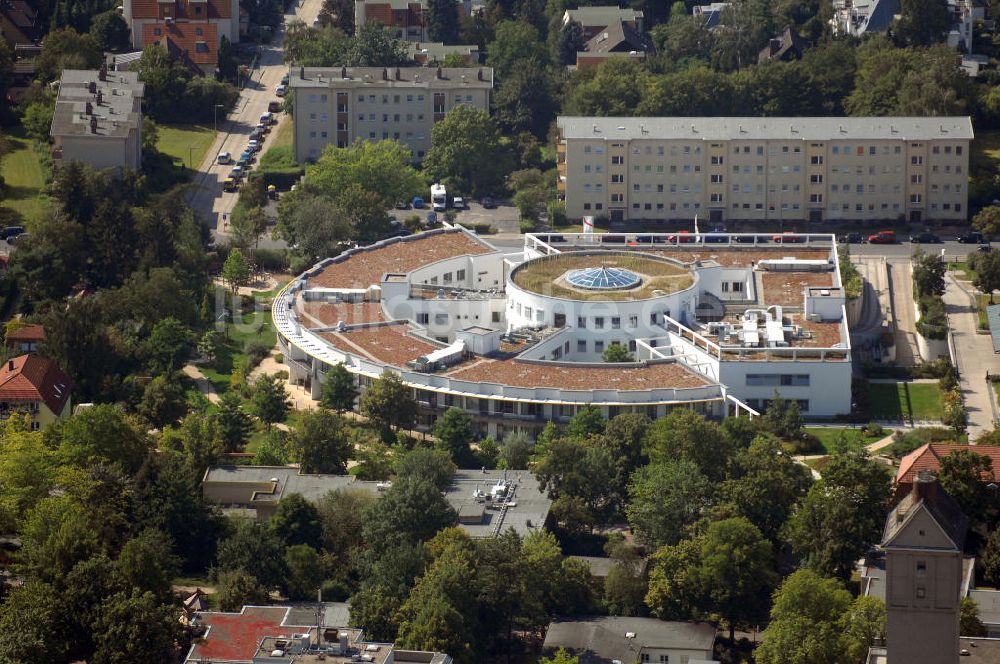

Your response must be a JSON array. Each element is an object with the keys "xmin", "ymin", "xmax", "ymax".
[{"xmin": 274, "ymin": 227, "xmax": 852, "ymax": 439}]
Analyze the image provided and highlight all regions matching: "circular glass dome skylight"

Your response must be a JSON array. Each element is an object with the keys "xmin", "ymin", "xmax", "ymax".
[{"xmin": 565, "ymin": 266, "xmax": 642, "ymax": 290}]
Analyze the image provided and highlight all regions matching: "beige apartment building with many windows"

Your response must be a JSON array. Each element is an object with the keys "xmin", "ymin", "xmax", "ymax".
[
  {"xmin": 290, "ymin": 66, "xmax": 493, "ymax": 163},
  {"xmin": 557, "ymin": 117, "xmax": 973, "ymax": 224}
]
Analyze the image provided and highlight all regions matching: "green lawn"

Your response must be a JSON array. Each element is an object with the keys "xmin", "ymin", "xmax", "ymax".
[
  {"xmin": 269, "ymin": 118, "xmax": 293, "ymax": 152},
  {"xmin": 804, "ymin": 427, "xmax": 886, "ymax": 453},
  {"xmin": 948, "ymin": 261, "xmax": 978, "ymax": 282},
  {"xmin": 199, "ymin": 303, "xmax": 277, "ymax": 395},
  {"xmin": 0, "ymin": 128, "xmax": 49, "ymax": 225},
  {"xmin": 869, "ymin": 382, "xmax": 944, "ymax": 422},
  {"xmin": 157, "ymin": 123, "xmax": 216, "ymax": 169},
  {"xmin": 977, "ymin": 293, "xmax": 994, "ymax": 330}
]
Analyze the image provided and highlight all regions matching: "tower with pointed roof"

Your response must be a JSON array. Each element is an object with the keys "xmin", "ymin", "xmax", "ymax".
[{"xmin": 883, "ymin": 470, "xmax": 967, "ymax": 664}]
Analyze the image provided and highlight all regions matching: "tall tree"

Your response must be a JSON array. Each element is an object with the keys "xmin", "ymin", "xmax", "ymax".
[
  {"xmin": 271, "ymin": 493, "xmax": 323, "ymax": 548},
  {"xmin": 321, "ymin": 363, "xmax": 359, "ymax": 413},
  {"xmin": 426, "ymin": 0, "xmax": 460, "ymax": 43},
  {"xmin": 289, "ymin": 409, "xmax": 352, "ymax": 474},
  {"xmin": 222, "ymin": 248, "xmax": 251, "ymax": 295},
  {"xmin": 643, "ymin": 409, "xmax": 733, "ymax": 481},
  {"xmin": 755, "ymin": 569, "xmax": 854, "ymax": 664},
  {"xmin": 423, "ymin": 105, "xmax": 514, "ymax": 196},
  {"xmin": 250, "ymin": 373, "xmax": 291, "ymax": 431},
  {"xmin": 216, "ymin": 391, "xmax": 253, "ymax": 451},
  {"xmin": 360, "ymin": 372, "xmax": 418, "ymax": 442},
  {"xmin": 626, "ymin": 459, "xmax": 714, "ymax": 548},
  {"xmin": 895, "ymin": 0, "xmax": 952, "ymax": 46},
  {"xmin": 432, "ymin": 407, "xmax": 477, "ymax": 467},
  {"xmin": 215, "ymin": 519, "xmax": 288, "ymax": 588}
]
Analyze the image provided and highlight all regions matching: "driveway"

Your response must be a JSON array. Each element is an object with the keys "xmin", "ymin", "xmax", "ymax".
[
  {"xmin": 944, "ymin": 275, "xmax": 1000, "ymax": 440},
  {"xmin": 886, "ymin": 258, "xmax": 919, "ymax": 367},
  {"xmin": 185, "ymin": 0, "xmax": 324, "ymax": 238}
]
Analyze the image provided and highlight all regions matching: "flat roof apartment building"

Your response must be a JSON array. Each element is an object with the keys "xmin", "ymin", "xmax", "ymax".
[
  {"xmin": 290, "ymin": 66, "xmax": 493, "ymax": 163},
  {"xmin": 557, "ymin": 116, "xmax": 973, "ymax": 225},
  {"xmin": 50, "ymin": 67, "xmax": 144, "ymax": 173}
]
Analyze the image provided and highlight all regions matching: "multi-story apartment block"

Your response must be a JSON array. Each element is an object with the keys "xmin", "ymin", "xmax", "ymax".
[
  {"xmin": 563, "ymin": 5, "xmax": 644, "ymax": 39},
  {"xmin": 290, "ymin": 66, "xmax": 493, "ymax": 163},
  {"xmin": 557, "ymin": 116, "xmax": 973, "ymax": 224},
  {"xmin": 123, "ymin": 0, "xmax": 238, "ymax": 72},
  {"xmin": 50, "ymin": 67, "xmax": 144, "ymax": 173}
]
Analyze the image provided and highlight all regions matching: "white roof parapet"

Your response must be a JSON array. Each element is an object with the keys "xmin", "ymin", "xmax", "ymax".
[{"xmin": 556, "ymin": 116, "xmax": 975, "ymax": 141}]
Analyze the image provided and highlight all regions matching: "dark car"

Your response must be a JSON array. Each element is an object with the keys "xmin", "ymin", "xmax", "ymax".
[
  {"xmin": 909, "ymin": 232, "xmax": 941, "ymax": 244},
  {"xmin": 734, "ymin": 235, "xmax": 759, "ymax": 243},
  {"xmin": 7, "ymin": 232, "xmax": 29, "ymax": 245},
  {"xmin": 601, "ymin": 234, "xmax": 626, "ymax": 243},
  {"xmin": 482, "ymin": 196, "xmax": 496, "ymax": 209},
  {"xmin": 704, "ymin": 233, "xmax": 728, "ymax": 243},
  {"xmin": 979, "ymin": 244, "xmax": 993, "ymax": 253},
  {"xmin": 1, "ymin": 226, "xmax": 25, "ymax": 241},
  {"xmin": 958, "ymin": 231, "xmax": 985, "ymax": 244},
  {"xmin": 839, "ymin": 232, "xmax": 863, "ymax": 244}
]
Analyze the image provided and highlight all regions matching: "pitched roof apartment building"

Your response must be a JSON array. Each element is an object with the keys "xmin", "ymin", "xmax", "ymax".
[
  {"xmin": 50, "ymin": 67, "xmax": 144, "ymax": 173},
  {"xmin": 563, "ymin": 5, "xmax": 644, "ymax": 39},
  {"xmin": 556, "ymin": 116, "xmax": 973, "ymax": 224},
  {"xmin": 123, "ymin": 0, "xmax": 239, "ymax": 72},
  {"xmin": 289, "ymin": 65, "xmax": 493, "ymax": 162}
]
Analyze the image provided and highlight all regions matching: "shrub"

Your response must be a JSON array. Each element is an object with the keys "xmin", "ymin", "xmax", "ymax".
[
  {"xmin": 783, "ymin": 433, "xmax": 824, "ymax": 455},
  {"xmin": 862, "ymin": 422, "xmax": 885, "ymax": 437},
  {"xmin": 244, "ymin": 340, "xmax": 271, "ymax": 369},
  {"xmin": 519, "ymin": 219, "xmax": 536, "ymax": 234},
  {"xmin": 916, "ymin": 294, "xmax": 948, "ymax": 340},
  {"xmin": 254, "ymin": 248, "xmax": 289, "ymax": 271},
  {"xmin": 889, "ymin": 427, "xmax": 957, "ymax": 458}
]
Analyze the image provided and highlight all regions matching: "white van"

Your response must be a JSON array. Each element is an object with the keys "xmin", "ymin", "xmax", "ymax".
[{"xmin": 431, "ymin": 183, "xmax": 447, "ymax": 212}]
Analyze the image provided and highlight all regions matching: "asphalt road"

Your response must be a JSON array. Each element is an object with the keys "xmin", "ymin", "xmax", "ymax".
[
  {"xmin": 185, "ymin": 0, "xmax": 323, "ymax": 241},
  {"xmin": 845, "ymin": 239, "xmax": 985, "ymax": 260}
]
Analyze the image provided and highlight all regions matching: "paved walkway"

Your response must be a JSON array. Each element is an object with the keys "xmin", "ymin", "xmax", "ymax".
[
  {"xmin": 944, "ymin": 274, "xmax": 1000, "ymax": 441},
  {"xmin": 886, "ymin": 259, "xmax": 919, "ymax": 366},
  {"xmin": 182, "ymin": 364, "xmax": 221, "ymax": 404}
]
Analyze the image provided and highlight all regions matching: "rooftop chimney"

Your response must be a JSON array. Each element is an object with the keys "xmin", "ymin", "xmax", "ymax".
[
  {"xmin": 88, "ymin": 81, "xmax": 96, "ymax": 94},
  {"xmin": 341, "ymin": 66, "xmax": 347, "ymax": 79},
  {"xmin": 300, "ymin": 65, "xmax": 305, "ymax": 79},
  {"xmin": 477, "ymin": 68, "xmax": 483, "ymax": 81},
  {"xmin": 395, "ymin": 66, "xmax": 401, "ymax": 80},
  {"xmin": 98, "ymin": 62, "xmax": 107, "ymax": 81},
  {"xmin": 85, "ymin": 101, "xmax": 93, "ymax": 115},
  {"xmin": 382, "ymin": 67, "xmax": 388, "ymax": 80},
  {"xmin": 96, "ymin": 89, "xmax": 103, "ymax": 105},
  {"xmin": 7, "ymin": 360, "xmax": 12, "ymax": 371},
  {"xmin": 90, "ymin": 115, "xmax": 98, "ymax": 133},
  {"xmin": 913, "ymin": 470, "xmax": 939, "ymax": 505},
  {"xmin": 436, "ymin": 66, "xmax": 442, "ymax": 79}
]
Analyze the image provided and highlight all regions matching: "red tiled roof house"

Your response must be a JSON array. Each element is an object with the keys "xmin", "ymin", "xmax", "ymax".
[
  {"xmin": 5, "ymin": 323, "xmax": 44, "ymax": 355},
  {"xmin": 894, "ymin": 443, "xmax": 1000, "ymax": 500},
  {"xmin": 0, "ymin": 354, "xmax": 72, "ymax": 430},
  {"xmin": 124, "ymin": 0, "xmax": 238, "ymax": 71}
]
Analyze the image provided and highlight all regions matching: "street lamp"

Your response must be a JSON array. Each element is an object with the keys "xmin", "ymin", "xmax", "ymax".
[{"xmin": 214, "ymin": 104, "xmax": 226, "ymax": 133}]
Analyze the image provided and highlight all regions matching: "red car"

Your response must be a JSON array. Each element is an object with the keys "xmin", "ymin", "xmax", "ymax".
[
  {"xmin": 868, "ymin": 230, "xmax": 897, "ymax": 244},
  {"xmin": 667, "ymin": 230, "xmax": 696, "ymax": 243},
  {"xmin": 773, "ymin": 232, "xmax": 804, "ymax": 243}
]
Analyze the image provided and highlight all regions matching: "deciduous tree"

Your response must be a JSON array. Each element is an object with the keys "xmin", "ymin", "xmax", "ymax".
[
  {"xmin": 423, "ymin": 106, "xmax": 514, "ymax": 196},
  {"xmin": 271, "ymin": 493, "xmax": 323, "ymax": 548},
  {"xmin": 289, "ymin": 409, "xmax": 352, "ymax": 474},
  {"xmin": 360, "ymin": 372, "xmax": 418, "ymax": 442},
  {"xmin": 250, "ymin": 373, "xmax": 291, "ymax": 430}
]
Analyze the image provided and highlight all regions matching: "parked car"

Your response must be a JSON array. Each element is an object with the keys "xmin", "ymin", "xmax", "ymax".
[
  {"xmin": 909, "ymin": 232, "xmax": 941, "ymax": 244},
  {"xmin": 275, "ymin": 84, "xmax": 288, "ymax": 97},
  {"xmin": 958, "ymin": 231, "xmax": 985, "ymax": 244},
  {"xmin": 247, "ymin": 140, "xmax": 261, "ymax": 152},
  {"xmin": 412, "ymin": 196, "xmax": 425, "ymax": 209},
  {"xmin": 482, "ymin": 196, "xmax": 496, "ymax": 209},
  {"xmin": 426, "ymin": 211, "xmax": 438, "ymax": 225},
  {"xmin": 452, "ymin": 197, "xmax": 466, "ymax": 210},
  {"xmin": 773, "ymin": 232, "xmax": 804, "ymax": 243},
  {"xmin": 979, "ymin": 244, "xmax": 993, "ymax": 253},
  {"xmin": 267, "ymin": 184, "xmax": 278, "ymax": 200},
  {"xmin": 217, "ymin": 152, "xmax": 232, "ymax": 165},
  {"xmin": 601, "ymin": 234, "xmax": 626, "ymax": 243},
  {"xmin": 704, "ymin": 233, "xmax": 728, "ymax": 243},
  {"xmin": 229, "ymin": 165, "xmax": 244, "ymax": 179},
  {"xmin": 667, "ymin": 230, "xmax": 695, "ymax": 243},
  {"xmin": 249, "ymin": 128, "xmax": 265, "ymax": 141},
  {"xmin": 238, "ymin": 151, "xmax": 254, "ymax": 166},
  {"xmin": 868, "ymin": 230, "xmax": 897, "ymax": 244},
  {"xmin": 395, "ymin": 200, "xmax": 411, "ymax": 210},
  {"xmin": 281, "ymin": 74, "xmax": 289, "ymax": 86},
  {"xmin": 7, "ymin": 232, "xmax": 28, "ymax": 245},
  {"xmin": 222, "ymin": 178, "xmax": 239, "ymax": 192},
  {"xmin": 733, "ymin": 235, "xmax": 759, "ymax": 243},
  {"xmin": 839, "ymin": 232, "xmax": 863, "ymax": 244},
  {"xmin": 259, "ymin": 112, "xmax": 275, "ymax": 126},
  {"xmin": 1, "ymin": 225, "xmax": 25, "ymax": 241},
  {"xmin": 268, "ymin": 101, "xmax": 282, "ymax": 113}
]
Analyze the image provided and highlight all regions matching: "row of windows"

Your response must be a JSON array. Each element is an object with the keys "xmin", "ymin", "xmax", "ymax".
[
  {"xmin": 576, "ymin": 314, "xmax": 643, "ymax": 330},
  {"xmin": 424, "ymin": 269, "xmax": 467, "ymax": 285},
  {"xmin": 575, "ymin": 339, "xmax": 637, "ymax": 354},
  {"xmin": 578, "ymin": 142, "xmax": 965, "ymax": 160},
  {"xmin": 746, "ymin": 398, "xmax": 809, "ymax": 413},
  {"xmin": 746, "ymin": 373, "xmax": 810, "ymax": 386}
]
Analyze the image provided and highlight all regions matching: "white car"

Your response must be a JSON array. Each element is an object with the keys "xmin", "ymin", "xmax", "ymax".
[
  {"xmin": 275, "ymin": 84, "xmax": 287, "ymax": 97},
  {"xmin": 217, "ymin": 151, "xmax": 232, "ymax": 165},
  {"xmin": 247, "ymin": 140, "xmax": 260, "ymax": 153},
  {"xmin": 452, "ymin": 197, "xmax": 465, "ymax": 210}
]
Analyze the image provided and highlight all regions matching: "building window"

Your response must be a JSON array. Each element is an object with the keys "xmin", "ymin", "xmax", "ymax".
[
  {"xmin": 916, "ymin": 586, "xmax": 926, "ymax": 599},
  {"xmin": 577, "ymin": 317, "xmax": 586, "ymax": 328},
  {"xmin": 594, "ymin": 317, "xmax": 605, "ymax": 329},
  {"xmin": 416, "ymin": 313, "xmax": 429, "ymax": 324},
  {"xmin": 577, "ymin": 340, "xmax": 587, "ymax": 352},
  {"xmin": 612, "ymin": 317, "xmax": 621, "ymax": 329},
  {"xmin": 594, "ymin": 341, "xmax": 604, "ymax": 353}
]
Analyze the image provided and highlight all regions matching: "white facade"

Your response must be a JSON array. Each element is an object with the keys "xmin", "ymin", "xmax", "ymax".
[{"xmin": 274, "ymin": 228, "xmax": 853, "ymax": 439}]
